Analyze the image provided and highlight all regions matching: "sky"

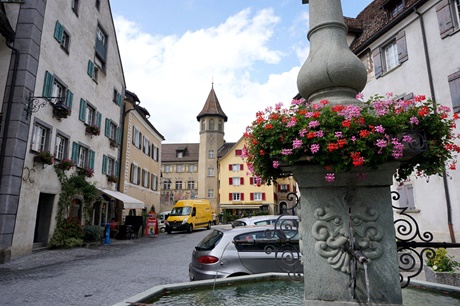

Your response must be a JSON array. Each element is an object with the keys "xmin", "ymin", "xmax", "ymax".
[{"xmin": 109, "ymin": 0, "xmax": 373, "ymax": 143}]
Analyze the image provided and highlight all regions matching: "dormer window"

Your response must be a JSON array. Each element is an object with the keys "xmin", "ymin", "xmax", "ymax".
[{"xmin": 383, "ymin": 0, "xmax": 405, "ymax": 18}]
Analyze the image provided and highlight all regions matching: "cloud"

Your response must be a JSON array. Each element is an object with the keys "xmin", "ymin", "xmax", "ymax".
[{"xmin": 114, "ymin": 7, "xmax": 300, "ymax": 143}]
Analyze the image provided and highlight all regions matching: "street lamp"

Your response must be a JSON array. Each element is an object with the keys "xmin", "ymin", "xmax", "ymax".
[{"xmin": 26, "ymin": 95, "xmax": 67, "ymax": 119}]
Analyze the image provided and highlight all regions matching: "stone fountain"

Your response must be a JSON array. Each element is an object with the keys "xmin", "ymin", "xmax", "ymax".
[{"xmin": 292, "ymin": 0, "xmax": 403, "ymax": 305}]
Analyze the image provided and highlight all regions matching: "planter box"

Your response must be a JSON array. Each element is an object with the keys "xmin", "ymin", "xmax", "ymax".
[{"xmin": 424, "ymin": 265, "xmax": 460, "ymax": 287}]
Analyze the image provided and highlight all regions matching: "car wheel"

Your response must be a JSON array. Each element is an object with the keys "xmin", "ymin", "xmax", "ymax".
[
  {"xmin": 207, "ymin": 222, "xmax": 211, "ymax": 230},
  {"xmin": 166, "ymin": 228, "xmax": 171, "ymax": 234},
  {"xmin": 187, "ymin": 224, "xmax": 193, "ymax": 233},
  {"xmin": 160, "ymin": 227, "xmax": 165, "ymax": 233}
]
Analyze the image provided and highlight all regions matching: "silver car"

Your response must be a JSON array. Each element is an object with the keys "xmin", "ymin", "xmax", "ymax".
[
  {"xmin": 231, "ymin": 215, "xmax": 298, "ymax": 228},
  {"xmin": 189, "ymin": 220, "xmax": 301, "ymax": 281}
]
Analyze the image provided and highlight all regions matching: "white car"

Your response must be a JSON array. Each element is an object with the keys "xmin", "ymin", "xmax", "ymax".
[{"xmin": 231, "ymin": 215, "xmax": 298, "ymax": 228}]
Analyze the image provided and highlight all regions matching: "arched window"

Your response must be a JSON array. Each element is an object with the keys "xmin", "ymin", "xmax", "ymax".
[
  {"xmin": 201, "ymin": 120, "xmax": 205, "ymax": 131},
  {"xmin": 218, "ymin": 120, "xmax": 222, "ymax": 131},
  {"xmin": 209, "ymin": 119, "xmax": 215, "ymax": 130}
]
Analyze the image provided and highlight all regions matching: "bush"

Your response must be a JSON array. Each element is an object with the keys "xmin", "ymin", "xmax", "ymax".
[
  {"xmin": 84, "ymin": 225, "xmax": 102, "ymax": 242},
  {"xmin": 48, "ymin": 217, "xmax": 84, "ymax": 249},
  {"xmin": 426, "ymin": 248, "xmax": 460, "ymax": 272}
]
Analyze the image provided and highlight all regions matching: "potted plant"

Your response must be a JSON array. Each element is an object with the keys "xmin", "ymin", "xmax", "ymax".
[
  {"xmin": 77, "ymin": 167, "xmax": 94, "ymax": 178},
  {"xmin": 52, "ymin": 102, "xmax": 71, "ymax": 120},
  {"xmin": 34, "ymin": 150, "xmax": 54, "ymax": 165},
  {"xmin": 85, "ymin": 124, "xmax": 100, "ymax": 136},
  {"xmin": 55, "ymin": 158, "xmax": 75, "ymax": 171},
  {"xmin": 107, "ymin": 174, "xmax": 119, "ymax": 184},
  {"xmin": 243, "ymin": 94, "xmax": 459, "ymax": 184},
  {"xmin": 109, "ymin": 139, "xmax": 119, "ymax": 148},
  {"xmin": 425, "ymin": 248, "xmax": 460, "ymax": 286}
]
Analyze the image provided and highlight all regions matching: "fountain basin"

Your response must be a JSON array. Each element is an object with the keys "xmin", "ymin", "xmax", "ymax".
[{"xmin": 113, "ymin": 273, "xmax": 460, "ymax": 306}]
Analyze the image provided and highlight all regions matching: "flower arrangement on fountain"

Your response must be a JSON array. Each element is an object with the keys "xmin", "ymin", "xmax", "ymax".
[{"xmin": 243, "ymin": 93, "xmax": 459, "ymax": 184}]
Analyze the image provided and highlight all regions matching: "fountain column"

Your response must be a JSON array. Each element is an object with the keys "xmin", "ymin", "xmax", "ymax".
[{"xmin": 294, "ymin": 1, "xmax": 403, "ymax": 305}]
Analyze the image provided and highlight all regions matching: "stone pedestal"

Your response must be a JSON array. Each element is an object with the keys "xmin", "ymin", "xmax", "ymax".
[{"xmin": 286, "ymin": 163, "xmax": 403, "ymax": 305}]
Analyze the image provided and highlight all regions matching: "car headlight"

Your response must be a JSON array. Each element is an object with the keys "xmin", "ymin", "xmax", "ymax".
[{"xmin": 182, "ymin": 218, "xmax": 188, "ymax": 224}]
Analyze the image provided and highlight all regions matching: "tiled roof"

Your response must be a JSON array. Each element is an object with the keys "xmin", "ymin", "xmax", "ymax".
[
  {"xmin": 217, "ymin": 142, "xmax": 237, "ymax": 158},
  {"xmin": 161, "ymin": 143, "xmax": 199, "ymax": 162},
  {"xmin": 346, "ymin": 0, "xmax": 426, "ymax": 53},
  {"xmin": 196, "ymin": 87, "xmax": 228, "ymax": 122}
]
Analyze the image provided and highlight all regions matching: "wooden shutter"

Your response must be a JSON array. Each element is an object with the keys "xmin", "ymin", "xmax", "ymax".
[
  {"xmin": 250, "ymin": 177, "xmax": 254, "ymax": 185},
  {"xmin": 278, "ymin": 185, "xmax": 281, "ymax": 192},
  {"xmin": 396, "ymin": 31, "xmax": 408, "ymax": 64},
  {"xmin": 240, "ymin": 164, "xmax": 244, "ymax": 170},
  {"xmin": 43, "ymin": 71, "xmax": 54, "ymax": 97},
  {"xmin": 228, "ymin": 164, "xmax": 232, "ymax": 171},
  {"xmin": 89, "ymin": 150, "xmax": 95, "ymax": 169},
  {"xmin": 79, "ymin": 99, "xmax": 86, "ymax": 122},
  {"xmin": 229, "ymin": 178, "xmax": 232, "ymax": 185},
  {"xmin": 105, "ymin": 118, "xmax": 110, "ymax": 137},
  {"xmin": 71, "ymin": 142, "xmax": 79, "ymax": 163},
  {"xmin": 287, "ymin": 185, "xmax": 291, "ymax": 192},
  {"xmin": 130, "ymin": 164, "xmax": 134, "ymax": 183},
  {"xmin": 262, "ymin": 193, "xmax": 266, "ymax": 200},
  {"xmin": 54, "ymin": 20, "xmax": 63, "ymax": 42},
  {"xmin": 137, "ymin": 167, "xmax": 141, "ymax": 185},
  {"xmin": 241, "ymin": 193, "xmax": 244, "ymax": 201},
  {"xmin": 117, "ymin": 127, "xmax": 122, "ymax": 145},
  {"xmin": 115, "ymin": 160, "xmax": 120, "ymax": 178},
  {"xmin": 240, "ymin": 177, "xmax": 244, "ymax": 185},
  {"xmin": 229, "ymin": 193, "xmax": 232, "ymax": 201},
  {"xmin": 87, "ymin": 60, "xmax": 94, "ymax": 77},
  {"xmin": 96, "ymin": 112, "xmax": 102, "ymax": 128},
  {"xmin": 117, "ymin": 92, "xmax": 123, "ymax": 106},
  {"xmin": 102, "ymin": 155, "xmax": 107, "ymax": 174},
  {"xmin": 372, "ymin": 48, "xmax": 383, "ymax": 78},
  {"xmin": 448, "ymin": 71, "xmax": 460, "ymax": 112},
  {"xmin": 65, "ymin": 90, "xmax": 73, "ymax": 109},
  {"xmin": 436, "ymin": 0, "xmax": 454, "ymax": 38},
  {"xmin": 250, "ymin": 193, "xmax": 254, "ymax": 201}
]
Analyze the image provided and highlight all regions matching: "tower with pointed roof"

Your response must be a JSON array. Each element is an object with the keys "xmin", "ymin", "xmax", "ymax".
[{"xmin": 196, "ymin": 85, "xmax": 228, "ymax": 210}]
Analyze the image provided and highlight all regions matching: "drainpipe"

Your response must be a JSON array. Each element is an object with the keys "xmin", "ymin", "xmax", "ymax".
[
  {"xmin": 414, "ymin": 7, "xmax": 455, "ymax": 243},
  {"xmin": 0, "ymin": 40, "xmax": 19, "ymax": 189}
]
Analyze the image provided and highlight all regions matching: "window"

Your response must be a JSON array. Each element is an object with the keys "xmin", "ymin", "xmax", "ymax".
[
  {"xmin": 188, "ymin": 164, "xmax": 195, "ymax": 173},
  {"xmin": 130, "ymin": 163, "xmax": 141, "ymax": 185},
  {"xmin": 231, "ymin": 164, "xmax": 243, "ymax": 172},
  {"xmin": 102, "ymin": 155, "xmax": 117, "ymax": 176},
  {"xmin": 132, "ymin": 126, "xmax": 142, "ymax": 149},
  {"xmin": 164, "ymin": 165, "xmax": 171, "ymax": 173},
  {"xmin": 175, "ymin": 181, "xmax": 183, "ymax": 190},
  {"xmin": 208, "ymin": 150, "xmax": 215, "ymax": 158},
  {"xmin": 252, "ymin": 192, "xmax": 264, "ymax": 201},
  {"xmin": 71, "ymin": 142, "xmax": 94, "ymax": 170},
  {"xmin": 201, "ymin": 120, "xmax": 205, "ymax": 131},
  {"xmin": 79, "ymin": 99, "xmax": 100, "ymax": 126},
  {"xmin": 105, "ymin": 119, "xmax": 118, "ymax": 141},
  {"xmin": 31, "ymin": 122, "xmax": 50, "ymax": 152},
  {"xmin": 142, "ymin": 169, "xmax": 150, "ymax": 188},
  {"xmin": 235, "ymin": 149, "xmax": 242, "ymax": 156},
  {"xmin": 151, "ymin": 174, "xmax": 158, "ymax": 191},
  {"xmin": 279, "ymin": 184, "xmax": 289, "ymax": 192},
  {"xmin": 177, "ymin": 151, "xmax": 184, "ymax": 158},
  {"xmin": 250, "ymin": 177, "xmax": 260, "ymax": 186},
  {"xmin": 96, "ymin": 0, "xmax": 100, "ymax": 10},
  {"xmin": 436, "ymin": 0, "xmax": 460, "ymax": 38},
  {"xmin": 188, "ymin": 181, "xmax": 195, "ymax": 190},
  {"xmin": 231, "ymin": 177, "xmax": 242, "ymax": 186},
  {"xmin": 152, "ymin": 145, "xmax": 159, "ymax": 161},
  {"xmin": 208, "ymin": 167, "xmax": 214, "ymax": 177},
  {"xmin": 230, "ymin": 193, "xmax": 244, "ymax": 201},
  {"xmin": 163, "ymin": 180, "xmax": 171, "ymax": 190},
  {"xmin": 387, "ymin": 0, "xmax": 404, "ymax": 17},
  {"xmin": 54, "ymin": 134, "xmax": 68, "ymax": 161},
  {"xmin": 54, "ymin": 21, "xmax": 70, "ymax": 52},
  {"xmin": 208, "ymin": 188, "xmax": 214, "ymax": 198},
  {"xmin": 218, "ymin": 120, "xmax": 222, "ymax": 131},
  {"xmin": 396, "ymin": 183, "xmax": 415, "ymax": 209},
  {"xmin": 95, "ymin": 25, "xmax": 107, "ymax": 65},
  {"xmin": 113, "ymin": 89, "xmax": 122, "ymax": 106},
  {"xmin": 175, "ymin": 165, "xmax": 182, "ymax": 173},
  {"xmin": 209, "ymin": 119, "xmax": 215, "ymax": 130},
  {"xmin": 72, "ymin": 0, "xmax": 79, "ymax": 15},
  {"xmin": 372, "ymin": 31, "xmax": 407, "ymax": 78},
  {"xmin": 449, "ymin": 71, "xmax": 460, "ymax": 113},
  {"xmin": 143, "ymin": 137, "xmax": 151, "ymax": 156}
]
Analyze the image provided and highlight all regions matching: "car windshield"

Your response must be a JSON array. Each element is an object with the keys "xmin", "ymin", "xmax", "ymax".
[
  {"xmin": 195, "ymin": 230, "xmax": 223, "ymax": 251},
  {"xmin": 171, "ymin": 206, "xmax": 191, "ymax": 216}
]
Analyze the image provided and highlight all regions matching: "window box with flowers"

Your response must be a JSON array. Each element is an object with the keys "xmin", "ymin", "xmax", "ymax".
[
  {"xmin": 243, "ymin": 94, "xmax": 459, "ymax": 184},
  {"xmin": 77, "ymin": 167, "xmax": 94, "ymax": 178},
  {"xmin": 107, "ymin": 174, "xmax": 119, "ymax": 184},
  {"xmin": 55, "ymin": 158, "xmax": 75, "ymax": 172},
  {"xmin": 85, "ymin": 124, "xmax": 100, "ymax": 136},
  {"xmin": 52, "ymin": 103, "xmax": 71, "ymax": 121},
  {"xmin": 33, "ymin": 150, "xmax": 54, "ymax": 166},
  {"xmin": 109, "ymin": 139, "xmax": 119, "ymax": 148}
]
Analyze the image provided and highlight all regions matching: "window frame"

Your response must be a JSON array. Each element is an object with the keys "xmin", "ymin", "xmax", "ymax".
[
  {"xmin": 177, "ymin": 165, "xmax": 183, "ymax": 173},
  {"xmin": 208, "ymin": 150, "xmax": 215, "ymax": 158},
  {"xmin": 31, "ymin": 120, "xmax": 52, "ymax": 153},
  {"xmin": 188, "ymin": 181, "xmax": 195, "ymax": 190},
  {"xmin": 449, "ymin": 70, "xmax": 460, "ymax": 113},
  {"xmin": 208, "ymin": 188, "xmax": 214, "ymax": 198},
  {"xmin": 175, "ymin": 180, "xmax": 183, "ymax": 190},
  {"xmin": 54, "ymin": 132, "xmax": 69, "ymax": 161},
  {"xmin": 163, "ymin": 179, "xmax": 171, "ymax": 190},
  {"xmin": 132, "ymin": 126, "xmax": 142, "ymax": 149},
  {"xmin": 72, "ymin": 0, "xmax": 79, "ymax": 15},
  {"xmin": 208, "ymin": 167, "xmax": 215, "ymax": 177},
  {"xmin": 164, "ymin": 165, "xmax": 171, "ymax": 173},
  {"xmin": 372, "ymin": 31, "xmax": 407, "ymax": 78}
]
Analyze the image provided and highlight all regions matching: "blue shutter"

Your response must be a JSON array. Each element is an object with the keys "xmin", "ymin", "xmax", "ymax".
[
  {"xmin": 105, "ymin": 118, "xmax": 110, "ymax": 137},
  {"xmin": 115, "ymin": 160, "xmax": 120, "ymax": 178},
  {"xmin": 117, "ymin": 126, "xmax": 122, "ymax": 144},
  {"xmin": 89, "ymin": 150, "xmax": 95, "ymax": 169},
  {"xmin": 102, "ymin": 155, "xmax": 107, "ymax": 174},
  {"xmin": 96, "ymin": 112, "xmax": 102, "ymax": 128},
  {"xmin": 117, "ymin": 93, "xmax": 122, "ymax": 106},
  {"xmin": 71, "ymin": 142, "xmax": 79, "ymax": 164},
  {"xmin": 65, "ymin": 90, "xmax": 73, "ymax": 109},
  {"xmin": 43, "ymin": 71, "xmax": 54, "ymax": 97},
  {"xmin": 79, "ymin": 99, "xmax": 86, "ymax": 122},
  {"xmin": 87, "ymin": 60, "xmax": 94, "ymax": 77},
  {"xmin": 54, "ymin": 20, "xmax": 63, "ymax": 42}
]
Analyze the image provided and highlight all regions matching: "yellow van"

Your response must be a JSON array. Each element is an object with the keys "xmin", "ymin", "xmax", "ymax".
[{"xmin": 165, "ymin": 200, "xmax": 213, "ymax": 234}]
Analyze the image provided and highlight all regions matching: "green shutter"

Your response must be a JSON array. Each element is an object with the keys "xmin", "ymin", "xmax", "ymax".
[
  {"xmin": 54, "ymin": 20, "xmax": 63, "ymax": 42},
  {"xmin": 42, "ymin": 71, "xmax": 54, "ymax": 97},
  {"xmin": 117, "ymin": 127, "xmax": 122, "ymax": 145},
  {"xmin": 71, "ymin": 142, "xmax": 79, "ymax": 164},
  {"xmin": 105, "ymin": 118, "xmax": 110, "ymax": 137},
  {"xmin": 79, "ymin": 99, "xmax": 86, "ymax": 122},
  {"xmin": 102, "ymin": 155, "xmax": 107, "ymax": 174},
  {"xmin": 117, "ymin": 93, "xmax": 122, "ymax": 106},
  {"xmin": 87, "ymin": 60, "xmax": 94, "ymax": 77},
  {"xmin": 89, "ymin": 150, "xmax": 95, "ymax": 169},
  {"xmin": 115, "ymin": 160, "xmax": 120, "ymax": 178},
  {"xmin": 96, "ymin": 112, "xmax": 102, "ymax": 128},
  {"xmin": 65, "ymin": 90, "xmax": 73, "ymax": 109}
]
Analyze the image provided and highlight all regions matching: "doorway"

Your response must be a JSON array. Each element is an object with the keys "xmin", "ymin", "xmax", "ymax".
[{"xmin": 34, "ymin": 193, "xmax": 55, "ymax": 246}]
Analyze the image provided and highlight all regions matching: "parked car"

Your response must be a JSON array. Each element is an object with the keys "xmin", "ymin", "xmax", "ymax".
[
  {"xmin": 157, "ymin": 211, "xmax": 171, "ymax": 233},
  {"xmin": 166, "ymin": 199, "xmax": 213, "ymax": 233},
  {"xmin": 189, "ymin": 222, "xmax": 301, "ymax": 281},
  {"xmin": 231, "ymin": 215, "xmax": 298, "ymax": 228}
]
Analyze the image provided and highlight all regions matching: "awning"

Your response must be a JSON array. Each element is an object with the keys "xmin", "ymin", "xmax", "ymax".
[
  {"xmin": 220, "ymin": 204, "xmax": 263, "ymax": 210},
  {"xmin": 98, "ymin": 189, "xmax": 145, "ymax": 209}
]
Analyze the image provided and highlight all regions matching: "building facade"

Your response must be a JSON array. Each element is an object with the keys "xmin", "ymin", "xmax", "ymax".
[
  {"xmin": 0, "ymin": 0, "xmax": 126, "ymax": 258},
  {"xmin": 346, "ymin": 0, "xmax": 460, "ymax": 241}
]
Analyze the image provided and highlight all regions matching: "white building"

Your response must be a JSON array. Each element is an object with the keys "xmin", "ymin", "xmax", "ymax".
[
  {"xmin": 0, "ymin": 0, "xmax": 126, "ymax": 258},
  {"xmin": 346, "ymin": 0, "xmax": 460, "ymax": 242}
]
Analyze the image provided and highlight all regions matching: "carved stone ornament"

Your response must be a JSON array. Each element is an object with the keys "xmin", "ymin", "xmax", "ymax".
[{"xmin": 311, "ymin": 195, "xmax": 384, "ymax": 274}]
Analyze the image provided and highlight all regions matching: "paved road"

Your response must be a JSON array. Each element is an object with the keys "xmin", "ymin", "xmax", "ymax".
[{"xmin": 0, "ymin": 225, "xmax": 228, "ymax": 306}]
